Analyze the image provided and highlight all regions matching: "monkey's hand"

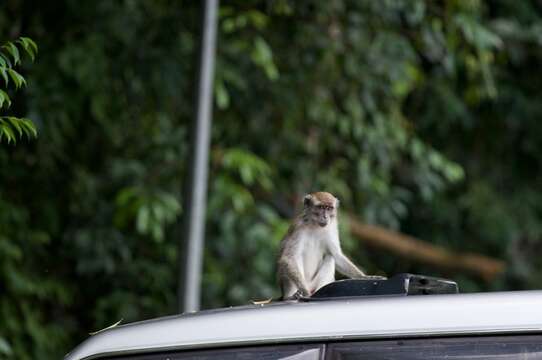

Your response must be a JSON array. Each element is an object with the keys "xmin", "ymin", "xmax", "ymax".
[
  {"xmin": 292, "ymin": 288, "xmax": 310, "ymax": 299},
  {"xmin": 284, "ymin": 287, "xmax": 310, "ymax": 301}
]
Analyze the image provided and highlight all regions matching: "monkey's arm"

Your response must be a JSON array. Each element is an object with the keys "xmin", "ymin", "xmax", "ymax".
[
  {"xmin": 328, "ymin": 241, "xmax": 386, "ymax": 280},
  {"xmin": 335, "ymin": 252, "xmax": 367, "ymax": 278},
  {"xmin": 327, "ymin": 239, "xmax": 367, "ymax": 278}
]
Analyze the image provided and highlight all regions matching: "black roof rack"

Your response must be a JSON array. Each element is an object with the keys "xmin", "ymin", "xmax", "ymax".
[{"xmin": 307, "ymin": 273, "xmax": 458, "ymax": 301}]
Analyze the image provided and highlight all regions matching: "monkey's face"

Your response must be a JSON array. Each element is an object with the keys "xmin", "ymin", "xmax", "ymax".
[
  {"xmin": 304, "ymin": 192, "xmax": 338, "ymax": 227},
  {"xmin": 312, "ymin": 203, "xmax": 336, "ymax": 227}
]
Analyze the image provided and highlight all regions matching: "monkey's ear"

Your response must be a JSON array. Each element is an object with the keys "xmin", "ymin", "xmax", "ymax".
[
  {"xmin": 335, "ymin": 198, "xmax": 340, "ymax": 208},
  {"xmin": 303, "ymin": 194, "xmax": 313, "ymax": 207}
]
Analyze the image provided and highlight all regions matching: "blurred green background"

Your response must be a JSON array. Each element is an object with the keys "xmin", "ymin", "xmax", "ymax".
[{"xmin": 2, "ymin": 0, "xmax": 542, "ymax": 358}]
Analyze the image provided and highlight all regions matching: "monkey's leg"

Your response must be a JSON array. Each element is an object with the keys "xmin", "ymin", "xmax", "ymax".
[
  {"xmin": 310, "ymin": 255, "xmax": 335, "ymax": 294},
  {"xmin": 278, "ymin": 258, "xmax": 310, "ymax": 298},
  {"xmin": 280, "ymin": 279, "xmax": 299, "ymax": 300}
]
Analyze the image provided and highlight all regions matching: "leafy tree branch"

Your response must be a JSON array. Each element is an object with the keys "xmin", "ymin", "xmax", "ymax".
[{"xmin": 0, "ymin": 37, "xmax": 38, "ymax": 144}]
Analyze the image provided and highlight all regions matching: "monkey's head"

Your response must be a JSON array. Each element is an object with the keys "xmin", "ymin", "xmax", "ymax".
[{"xmin": 303, "ymin": 192, "xmax": 339, "ymax": 227}]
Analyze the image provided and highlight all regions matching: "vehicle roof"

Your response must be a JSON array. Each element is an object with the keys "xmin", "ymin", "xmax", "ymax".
[{"xmin": 65, "ymin": 290, "xmax": 542, "ymax": 360}]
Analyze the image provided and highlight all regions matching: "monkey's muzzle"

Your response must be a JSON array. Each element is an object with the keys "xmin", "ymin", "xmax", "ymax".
[{"xmin": 318, "ymin": 221, "xmax": 327, "ymax": 227}]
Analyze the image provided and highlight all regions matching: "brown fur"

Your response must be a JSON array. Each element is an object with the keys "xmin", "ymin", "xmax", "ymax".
[{"xmin": 311, "ymin": 191, "xmax": 336, "ymax": 206}]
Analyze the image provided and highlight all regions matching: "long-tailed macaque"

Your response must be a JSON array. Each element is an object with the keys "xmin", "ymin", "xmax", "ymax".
[{"xmin": 277, "ymin": 191, "xmax": 385, "ymax": 299}]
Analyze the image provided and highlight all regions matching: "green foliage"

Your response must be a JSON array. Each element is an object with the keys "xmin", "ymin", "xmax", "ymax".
[
  {"xmin": 3, "ymin": 1, "xmax": 542, "ymax": 359},
  {"xmin": 0, "ymin": 37, "xmax": 38, "ymax": 143},
  {"xmin": 115, "ymin": 186, "xmax": 181, "ymax": 242}
]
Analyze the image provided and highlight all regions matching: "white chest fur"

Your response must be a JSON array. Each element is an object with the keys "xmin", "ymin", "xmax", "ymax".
[{"xmin": 298, "ymin": 223, "xmax": 338, "ymax": 281}]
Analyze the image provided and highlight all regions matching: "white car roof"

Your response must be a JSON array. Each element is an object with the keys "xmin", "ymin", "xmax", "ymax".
[{"xmin": 65, "ymin": 290, "xmax": 542, "ymax": 360}]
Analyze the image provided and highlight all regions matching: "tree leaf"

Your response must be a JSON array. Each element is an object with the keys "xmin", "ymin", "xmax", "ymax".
[
  {"xmin": 7, "ymin": 68, "xmax": 26, "ymax": 89},
  {"xmin": 136, "ymin": 206, "xmax": 150, "ymax": 234},
  {"xmin": 0, "ymin": 89, "xmax": 10, "ymax": 108},
  {"xmin": 6, "ymin": 117, "xmax": 23, "ymax": 136},
  {"xmin": 215, "ymin": 80, "xmax": 230, "ymax": 109},
  {"xmin": 0, "ymin": 337, "xmax": 12, "ymax": 356},
  {"xmin": 1, "ymin": 123, "xmax": 16, "ymax": 143},
  {"xmin": 19, "ymin": 118, "xmax": 37, "ymax": 137},
  {"xmin": 2, "ymin": 42, "xmax": 20, "ymax": 65},
  {"xmin": 23, "ymin": 37, "xmax": 38, "ymax": 55},
  {"xmin": 0, "ymin": 53, "xmax": 11, "ymax": 68},
  {"xmin": 0, "ymin": 67, "xmax": 8, "ymax": 86},
  {"xmin": 251, "ymin": 37, "xmax": 279, "ymax": 81},
  {"xmin": 115, "ymin": 187, "xmax": 137, "ymax": 206},
  {"xmin": 17, "ymin": 37, "xmax": 35, "ymax": 61}
]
